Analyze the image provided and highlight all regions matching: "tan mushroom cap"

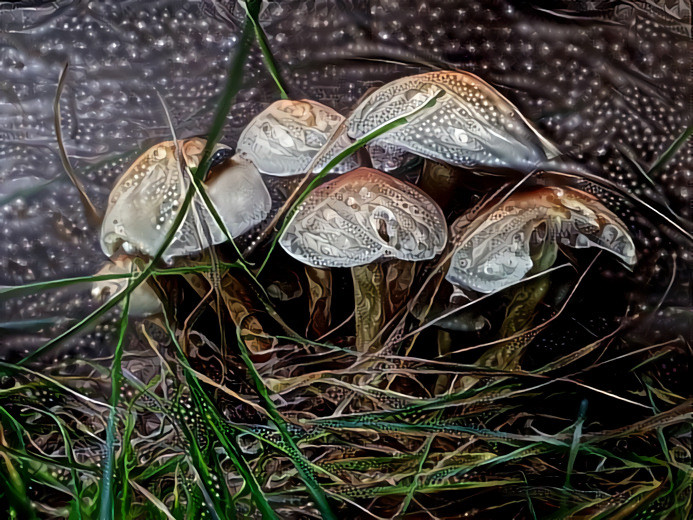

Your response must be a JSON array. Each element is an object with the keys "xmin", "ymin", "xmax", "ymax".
[
  {"xmin": 100, "ymin": 138, "xmax": 270, "ymax": 262},
  {"xmin": 91, "ymin": 256, "xmax": 162, "ymax": 318},
  {"xmin": 279, "ymin": 167, "xmax": 448, "ymax": 268},
  {"xmin": 204, "ymin": 155, "xmax": 272, "ymax": 239},
  {"xmin": 236, "ymin": 99, "xmax": 360, "ymax": 176},
  {"xmin": 446, "ymin": 186, "xmax": 637, "ymax": 294},
  {"xmin": 347, "ymin": 71, "xmax": 559, "ymax": 172}
]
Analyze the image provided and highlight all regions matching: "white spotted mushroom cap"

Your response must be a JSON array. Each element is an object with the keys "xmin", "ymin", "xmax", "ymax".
[
  {"xmin": 236, "ymin": 99, "xmax": 360, "ymax": 176},
  {"xmin": 446, "ymin": 186, "xmax": 637, "ymax": 294},
  {"xmin": 347, "ymin": 70, "xmax": 560, "ymax": 172},
  {"xmin": 100, "ymin": 138, "xmax": 270, "ymax": 263},
  {"xmin": 279, "ymin": 167, "xmax": 447, "ymax": 268}
]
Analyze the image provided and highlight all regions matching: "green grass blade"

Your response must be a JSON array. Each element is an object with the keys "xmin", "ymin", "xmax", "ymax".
[
  {"xmin": 648, "ymin": 125, "xmax": 692, "ymax": 176},
  {"xmin": 161, "ymin": 313, "xmax": 280, "ymax": 520},
  {"xmin": 193, "ymin": 15, "xmax": 255, "ymax": 182},
  {"xmin": 98, "ymin": 289, "xmax": 130, "ymax": 520},
  {"xmin": 564, "ymin": 399, "xmax": 588, "ymax": 491},
  {"xmin": 234, "ymin": 328, "xmax": 337, "ymax": 520},
  {"xmin": 243, "ymin": 1, "xmax": 289, "ymax": 98}
]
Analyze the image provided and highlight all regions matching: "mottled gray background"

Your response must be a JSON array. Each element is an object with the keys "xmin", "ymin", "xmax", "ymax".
[{"xmin": 0, "ymin": 0, "xmax": 690, "ymax": 357}]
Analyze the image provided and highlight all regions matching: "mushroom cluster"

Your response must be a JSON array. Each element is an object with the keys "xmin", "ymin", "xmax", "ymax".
[
  {"xmin": 92, "ymin": 70, "xmax": 637, "ymax": 336},
  {"xmin": 279, "ymin": 167, "xmax": 447, "ymax": 268},
  {"xmin": 95, "ymin": 137, "xmax": 271, "ymax": 315}
]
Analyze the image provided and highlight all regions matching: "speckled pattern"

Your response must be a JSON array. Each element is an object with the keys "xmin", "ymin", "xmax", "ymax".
[
  {"xmin": 280, "ymin": 167, "xmax": 447, "ymax": 267},
  {"xmin": 347, "ymin": 71, "xmax": 559, "ymax": 171},
  {"xmin": 446, "ymin": 186, "xmax": 637, "ymax": 294},
  {"xmin": 0, "ymin": 0, "xmax": 690, "ymax": 358}
]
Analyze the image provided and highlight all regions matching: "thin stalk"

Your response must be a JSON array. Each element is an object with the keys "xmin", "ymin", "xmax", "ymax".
[
  {"xmin": 564, "ymin": 399, "xmax": 588, "ymax": 490},
  {"xmin": 53, "ymin": 62, "xmax": 101, "ymax": 226},
  {"xmin": 193, "ymin": 13, "xmax": 256, "ymax": 182},
  {"xmin": 162, "ymin": 313, "xmax": 279, "ymax": 520},
  {"xmin": 243, "ymin": 2, "xmax": 288, "ymax": 98}
]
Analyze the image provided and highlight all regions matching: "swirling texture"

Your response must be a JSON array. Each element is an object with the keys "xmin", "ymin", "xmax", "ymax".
[
  {"xmin": 446, "ymin": 186, "xmax": 637, "ymax": 293},
  {"xmin": 236, "ymin": 99, "xmax": 360, "ymax": 175},
  {"xmin": 280, "ymin": 167, "xmax": 447, "ymax": 267},
  {"xmin": 347, "ymin": 71, "xmax": 559, "ymax": 172}
]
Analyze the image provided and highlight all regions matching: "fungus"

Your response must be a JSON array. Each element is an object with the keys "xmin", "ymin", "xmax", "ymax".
[
  {"xmin": 236, "ymin": 99, "xmax": 360, "ymax": 176},
  {"xmin": 347, "ymin": 70, "xmax": 559, "ymax": 172},
  {"xmin": 100, "ymin": 138, "xmax": 271, "ymax": 262},
  {"xmin": 280, "ymin": 167, "xmax": 447, "ymax": 350},
  {"xmin": 446, "ymin": 186, "xmax": 637, "ymax": 294}
]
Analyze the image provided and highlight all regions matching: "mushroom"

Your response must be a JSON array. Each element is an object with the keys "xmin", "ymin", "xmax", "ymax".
[
  {"xmin": 446, "ymin": 186, "xmax": 637, "ymax": 294},
  {"xmin": 279, "ymin": 167, "xmax": 447, "ymax": 350},
  {"xmin": 347, "ymin": 70, "xmax": 559, "ymax": 173},
  {"xmin": 236, "ymin": 99, "xmax": 360, "ymax": 176},
  {"xmin": 91, "ymin": 256, "xmax": 162, "ymax": 318},
  {"xmin": 100, "ymin": 138, "xmax": 271, "ymax": 263}
]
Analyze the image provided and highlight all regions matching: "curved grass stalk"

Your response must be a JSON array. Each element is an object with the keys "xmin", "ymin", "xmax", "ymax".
[
  {"xmin": 242, "ymin": 1, "xmax": 289, "ymax": 98},
  {"xmin": 53, "ymin": 62, "xmax": 101, "ymax": 227},
  {"xmin": 192, "ymin": 12, "xmax": 256, "ymax": 184},
  {"xmin": 233, "ymin": 327, "xmax": 338, "ymax": 520},
  {"xmin": 161, "ymin": 312, "xmax": 279, "ymax": 520}
]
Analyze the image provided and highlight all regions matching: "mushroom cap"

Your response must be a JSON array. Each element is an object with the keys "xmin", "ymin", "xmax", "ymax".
[
  {"xmin": 347, "ymin": 71, "xmax": 559, "ymax": 172},
  {"xmin": 279, "ymin": 167, "xmax": 448, "ymax": 268},
  {"xmin": 446, "ymin": 186, "xmax": 637, "ymax": 293},
  {"xmin": 236, "ymin": 99, "xmax": 360, "ymax": 176},
  {"xmin": 91, "ymin": 257, "xmax": 162, "ymax": 317},
  {"xmin": 204, "ymin": 155, "xmax": 272, "ymax": 238},
  {"xmin": 100, "ymin": 138, "xmax": 270, "ymax": 262}
]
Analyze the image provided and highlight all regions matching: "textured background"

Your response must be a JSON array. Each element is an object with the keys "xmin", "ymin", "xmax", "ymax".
[{"xmin": 0, "ymin": 0, "xmax": 690, "ymax": 358}]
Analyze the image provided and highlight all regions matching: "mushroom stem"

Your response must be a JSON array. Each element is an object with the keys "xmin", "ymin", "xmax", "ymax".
[
  {"xmin": 305, "ymin": 266, "xmax": 332, "ymax": 338},
  {"xmin": 482, "ymin": 276, "xmax": 549, "ymax": 370},
  {"xmin": 456, "ymin": 276, "xmax": 550, "ymax": 393},
  {"xmin": 384, "ymin": 259, "xmax": 416, "ymax": 319},
  {"xmin": 419, "ymin": 160, "xmax": 457, "ymax": 211},
  {"xmin": 351, "ymin": 263, "xmax": 386, "ymax": 352}
]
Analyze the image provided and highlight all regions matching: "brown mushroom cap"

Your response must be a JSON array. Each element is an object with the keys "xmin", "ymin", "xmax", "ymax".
[
  {"xmin": 279, "ymin": 167, "xmax": 448, "ymax": 268},
  {"xmin": 100, "ymin": 138, "xmax": 270, "ymax": 262},
  {"xmin": 347, "ymin": 71, "xmax": 559, "ymax": 172},
  {"xmin": 236, "ymin": 99, "xmax": 360, "ymax": 176},
  {"xmin": 446, "ymin": 186, "xmax": 637, "ymax": 293}
]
